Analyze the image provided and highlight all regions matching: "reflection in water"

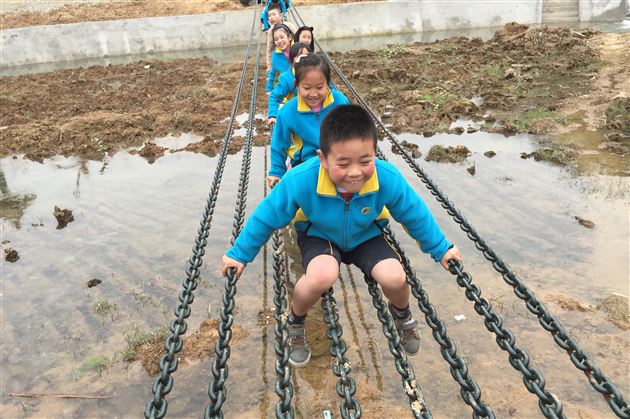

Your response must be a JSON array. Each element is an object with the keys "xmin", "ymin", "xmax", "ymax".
[{"xmin": 0, "ymin": 164, "xmax": 37, "ymax": 229}]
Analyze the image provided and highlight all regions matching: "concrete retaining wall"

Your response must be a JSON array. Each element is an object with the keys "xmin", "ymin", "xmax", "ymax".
[
  {"xmin": 579, "ymin": 0, "xmax": 629, "ymax": 21},
  {"xmin": 1, "ymin": 0, "xmax": 626, "ymax": 70}
]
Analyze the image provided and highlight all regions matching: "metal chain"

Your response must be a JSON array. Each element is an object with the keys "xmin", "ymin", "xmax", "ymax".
[
  {"xmin": 272, "ymin": 231, "xmax": 294, "ymax": 418},
  {"xmin": 448, "ymin": 260, "xmax": 565, "ymax": 418},
  {"xmin": 204, "ymin": 15, "xmax": 262, "ymax": 418},
  {"xmin": 361, "ymin": 274, "xmax": 430, "ymax": 419},
  {"xmin": 290, "ymin": 6, "xmax": 629, "ymax": 415},
  {"xmin": 143, "ymin": 7, "xmax": 259, "ymax": 419},
  {"xmin": 380, "ymin": 225, "xmax": 495, "ymax": 419},
  {"xmin": 321, "ymin": 288, "xmax": 362, "ymax": 419}
]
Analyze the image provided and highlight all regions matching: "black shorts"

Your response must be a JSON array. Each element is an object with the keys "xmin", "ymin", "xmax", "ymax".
[{"xmin": 296, "ymin": 231, "xmax": 401, "ymax": 276}]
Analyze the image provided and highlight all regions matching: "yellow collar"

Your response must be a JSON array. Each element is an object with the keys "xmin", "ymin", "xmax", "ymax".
[
  {"xmin": 316, "ymin": 164, "xmax": 380, "ymax": 196},
  {"xmin": 297, "ymin": 88, "xmax": 334, "ymax": 112}
]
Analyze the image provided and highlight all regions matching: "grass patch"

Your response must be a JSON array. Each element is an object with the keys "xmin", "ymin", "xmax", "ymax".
[
  {"xmin": 487, "ymin": 65, "xmax": 504, "ymax": 79},
  {"xmin": 122, "ymin": 323, "xmax": 169, "ymax": 362},
  {"xmin": 92, "ymin": 298, "xmax": 117, "ymax": 318},
  {"xmin": 439, "ymin": 43, "xmax": 454, "ymax": 54},
  {"xmin": 377, "ymin": 44, "xmax": 406, "ymax": 62},
  {"xmin": 74, "ymin": 355, "xmax": 109, "ymax": 379},
  {"xmin": 417, "ymin": 92, "xmax": 450, "ymax": 110}
]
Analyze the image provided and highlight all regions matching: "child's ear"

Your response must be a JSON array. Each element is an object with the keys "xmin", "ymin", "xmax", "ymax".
[{"xmin": 317, "ymin": 149, "xmax": 328, "ymax": 168}]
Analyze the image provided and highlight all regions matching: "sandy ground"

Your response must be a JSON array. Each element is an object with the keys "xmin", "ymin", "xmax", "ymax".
[
  {"xmin": 1, "ymin": 23, "xmax": 628, "ymax": 173},
  {"xmin": 0, "ymin": 0, "xmax": 374, "ymax": 29}
]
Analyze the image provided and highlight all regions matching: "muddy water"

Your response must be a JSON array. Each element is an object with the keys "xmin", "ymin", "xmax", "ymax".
[{"xmin": 1, "ymin": 128, "xmax": 629, "ymax": 418}]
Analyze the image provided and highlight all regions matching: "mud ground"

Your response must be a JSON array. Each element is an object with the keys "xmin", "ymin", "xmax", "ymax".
[
  {"xmin": 0, "ymin": 0, "xmax": 373, "ymax": 29},
  {"xmin": 1, "ymin": 24, "xmax": 628, "ymax": 173}
]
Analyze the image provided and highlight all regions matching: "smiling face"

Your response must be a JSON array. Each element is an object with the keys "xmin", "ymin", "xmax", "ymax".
[
  {"xmin": 298, "ymin": 30, "xmax": 312, "ymax": 46},
  {"xmin": 318, "ymin": 138, "xmax": 376, "ymax": 193},
  {"xmin": 273, "ymin": 30, "xmax": 290, "ymax": 51},
  {"xmin": 297, "ymin": 69, "xmax": 328, "ymax": 109}
]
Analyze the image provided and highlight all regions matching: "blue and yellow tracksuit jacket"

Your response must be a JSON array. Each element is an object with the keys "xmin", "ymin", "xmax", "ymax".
[
  {"xmin": 261, "ymin": 0, "xmax": 292, "ymax": 31},
  {"xmin": 266, "ymin": 48, "xmax": 292, "ymax": 92},
  {"xmin": 226, "ymin": 158, "xmax": 452, "ymax": 264},
  {"xmin": 267, "ymin": 68, "xmax": 297, "ymax": 119},
  {"xmin": 269, "ymin": 88, "xmax": 349, "ymax": 178}
]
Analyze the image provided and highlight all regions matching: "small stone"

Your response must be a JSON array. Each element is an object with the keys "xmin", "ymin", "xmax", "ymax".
[
  {"xmin": 520, "ymin": 152, "xmax": 531, "ymax": 159},
  {"xmin": 454, "ymin": 314, "xmax": 466, "ymax": 322},
  {"xmin": 87, "ymin": 278, "xmax": 102, "ymax": 288},
  {"xmin": 422, "ymin": 131, "xmax": 434, "ymax": 137},
  {"xmin": 484, "ymin": 151, "xmax": 496, "ymax": 158},
  {"xmin": 575, "ymin": 216, "xmax": 595, "ymax": 229},
  {"xmin": 451, "ymin": 126, "xmax": 465, "ymax": 135},
  {"xmin": 351, "ymin": 70, "xmax": 361, "ymax": 79},
  {"xmin": 606, "ymin": 133, "xmax": 622, "ymax": 142},
  {"xmin": 466, "ymin": 126, "xmax": 478, "ymax": 133},
  {"xmin": 483, "ymin": 114, "xmax": 496, "ymax": 123},
  {"xmin": 4, "ymin": 248, "xmax": 19, "ymax": 263},
  {"xmin": 466, "ymin": 164, "xmax": 476, "ymax": 176}
]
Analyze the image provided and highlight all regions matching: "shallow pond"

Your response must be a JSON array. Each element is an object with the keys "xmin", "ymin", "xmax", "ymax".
[{"xmin": 1, "ymin": 126, "xmax": 628, "ymax": 417}]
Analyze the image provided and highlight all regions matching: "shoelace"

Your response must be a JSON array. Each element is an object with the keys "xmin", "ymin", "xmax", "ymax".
[{"xmin": 289, "ymin": 333, "xmax": 306, "ymax": 346}]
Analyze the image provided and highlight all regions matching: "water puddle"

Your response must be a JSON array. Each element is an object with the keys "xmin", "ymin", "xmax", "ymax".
[
  {"xmin": 151, "ymin": 132, "xmax": 204, "ymax": 150},
  {"xmin": 1, "ymin": 130, "xmax": 628, "ymax": 417}
]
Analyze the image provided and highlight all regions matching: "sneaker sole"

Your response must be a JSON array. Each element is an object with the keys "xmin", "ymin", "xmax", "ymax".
[{"xmin": 288, "ymin": 352, "xmax": 311, "ymax": 368}]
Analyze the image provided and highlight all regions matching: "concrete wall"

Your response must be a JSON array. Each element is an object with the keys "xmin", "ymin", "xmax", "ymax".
[
  {"xmin": 579, "ymin": 0, "xmax": 629, "ymax": 21},
  {"xmin": 0, "ymin": 0, "xmax": 625, "ymax": 70}
]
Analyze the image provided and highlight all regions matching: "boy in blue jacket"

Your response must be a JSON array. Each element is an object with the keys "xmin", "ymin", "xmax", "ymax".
[{"xmin": 222, "ymin": 105, "xmax": 461, "ymax": 367}]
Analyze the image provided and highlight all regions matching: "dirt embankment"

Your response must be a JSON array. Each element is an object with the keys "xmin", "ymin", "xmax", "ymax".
[
  {"xmin": 0, "ymin": 24, "xmax": 628, "ymax": 165},
  {"xmin": 0, "ymin": 0, "xmax": 374, "ymax": 29}
]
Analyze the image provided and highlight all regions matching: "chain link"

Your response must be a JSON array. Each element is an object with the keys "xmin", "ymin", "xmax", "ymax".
[
  {"xmin": 204, "ymin": 17, "xmax": 263, "ymax": 419},
  {"xmin": 380, "ymin": 225, "xmax": 495, "ymax": 419},
  {"xmin": 321, "ymin": 288, "xmax": 362, "ymax": 419},
  {"xmin": 448, "ymin": 260, "xmax": 565, "ymax": 418},
  {"xmin": 143, "ymin": 7, "xmax": 260, "ymax": 419},
  {"xmin": 289, "ymin": 6, "xmax": 628, "ymax": 415},
  {"xmin": 361, "ymin": 275, "xmax": 431, "ymax": 418}
]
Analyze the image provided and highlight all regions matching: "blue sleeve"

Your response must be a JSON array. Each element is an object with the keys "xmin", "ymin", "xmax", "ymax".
[
  {"xmin": 261, "ymin": 5, "xmax": 270, "ymax": 30},
  {"xmin": 384, "ymin": 166, "xmax": 451, "ymax": 262},
  {"xmin": 269, "ymin": 106, "xmax": 291, "ymax": 178},
  {"xmin": 280, "ymin": 0, "xmax": 288, "ymax": 13},
  {"xmin": 266, "ymin": 57, "xmax": 277, "ymax": 92},
  {"xmin": 335, "ymin": 90, "xmax": 350, "ymax": 105},
  {"xmin": 268, "ymin": 74, "xmax": 292, "ymax": 118},
  {"xmin": 226, "ymin": 178, "xmax": 299, "ymax": 263}
]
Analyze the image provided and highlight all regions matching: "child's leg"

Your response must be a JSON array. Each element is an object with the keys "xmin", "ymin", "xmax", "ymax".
[
  {"xmin": 292, "ymin": 254, "xmax": 339, "ymax": 316},
  {"xmin": 370, "ymin": 258, "xmax": 409, "ymax": 309}
]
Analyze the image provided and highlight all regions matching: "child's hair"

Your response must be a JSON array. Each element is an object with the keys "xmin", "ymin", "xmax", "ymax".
[
  {"xmin": 267, "ymin": 3, "xmax": 282, "ymax": 15},
  {"xmin": 319, "ymin": 105, "xmax": 378, "ymax": 156},
  {"xmin": 294, "ymin": 26, "xmax": 315, "ymax": 52},
  {"xmin": 289, "ymin": 42, "xmax": 312, "ymax": 63},
  {"xmin": 295, "ymin": 53, "xmax": 331, "ymax": 86},
  {"xmin": 272, "ymin": 23, "xmax": 293, "ymax": 40}
]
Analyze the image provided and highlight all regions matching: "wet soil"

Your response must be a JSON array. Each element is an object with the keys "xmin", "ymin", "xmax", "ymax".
[
  {"xmin": 425, "ymin": 145, "xmax": 471, "ymax": 163},
  {"xmin": 1, "ymin": 25, "xmax": 627, "ymax": 174},
  {"xmin": 134, "ymin": 318, "xmax": 247, "ymax": 375},
  {"xmin": 4, "ymin": 247, "xmax": 19, "ymax": 262},
  {"xmin": 53, "ymin": 206, "xmax": 74, "ymax": 229},
  {"xmin": 0, "ymin": 0, "xmax": 373, "ymax": 29}
]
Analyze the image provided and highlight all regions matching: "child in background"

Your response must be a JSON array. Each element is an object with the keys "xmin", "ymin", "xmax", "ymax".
[
  {"xmin": 294, "ymin": 26, "xmax": 315, "ymax": 53},
  {"xmin": 222, "ymin": 104, "xmax": 462, "ymax": 367},
  {"xmin": 265, "ymin": 3, "xmax": 297, "ymax": 72},
  {"xmin": 266, "ymin": 24, "xmax": 294, "ymax": 94},
  {"xmin": 261, "ymin": 0, "xmax": 292, "ymax": 31},
  {"xmin": 267, "ymin": 53, "xmax": 349, "ymax": 187},
  {"xmin": 267, "ymin": 42, "xmax": 312, "ymax": 126}
]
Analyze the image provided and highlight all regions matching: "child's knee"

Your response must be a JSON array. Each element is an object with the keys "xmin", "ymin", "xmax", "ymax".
[
  {"xmin": 372, "ymin": 259, "xmax": 406, "ymax": 287},
  {"xmin": 305, "ymin": 255, "xmax": 339, "ymax": 288}
]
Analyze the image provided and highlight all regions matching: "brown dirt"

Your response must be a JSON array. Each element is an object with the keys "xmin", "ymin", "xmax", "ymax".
[
  {"xmin": 4, "ymin": 247, "xmax": 19, "ymax": 262},
  {"xmin": 1, "ymin": 25, "xmax": 628, "ymax": 169},
  {"xmin": 546, "ymin": 294, "xmax": 594, "ymax": 312},
  {"xmin": 0, "ymin": 0, "xmax": 373, "ymax": 30},
  {"xmin": 598, "ymin": 295, "xmax": 630, "ymax": 331},
  {"xmin": 53, "ymin": 206, "xmax": 74, "ymax": 229},
  {"xmin": 135, "ymin": 318, "xmax": 247, "ymax": 375}
]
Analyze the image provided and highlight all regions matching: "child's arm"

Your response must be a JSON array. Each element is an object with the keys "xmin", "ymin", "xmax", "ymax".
[
  {"xmin": 267, "ymin": 74, "xmax": 291, "ymax": 121},
  {"xmin": 268, "ymin": 106, "xmax": 291, "ymax": 178},
  {"xmin": 266, "ymin": 55, "xmax": 277, "ymax": 92},
  {"xmin": 385, "ymin": 164, "xmax": 453, "ymax": 263},
  {"xmin": 225, "ymin": 177, "xmax": 299, "ymax": 264}
]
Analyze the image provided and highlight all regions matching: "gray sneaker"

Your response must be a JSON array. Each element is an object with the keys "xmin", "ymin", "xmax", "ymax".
[
  {"xmin": 287, "ymin": 322, "xmax": 311, "ymax": 367},
  {"xmin": 388, "ymin": 304, "xmax": 421, "ymax": 355}
]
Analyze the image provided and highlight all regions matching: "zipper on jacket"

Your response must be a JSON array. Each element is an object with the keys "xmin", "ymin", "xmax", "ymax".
[{"xmin": 343, "ymin": 199, "xmax": 349, "ymax": 250}]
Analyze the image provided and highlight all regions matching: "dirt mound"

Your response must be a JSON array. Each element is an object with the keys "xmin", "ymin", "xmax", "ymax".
[{"xmin": 135, "ymin": 319, "xmax": 247, "ymax": 376}]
